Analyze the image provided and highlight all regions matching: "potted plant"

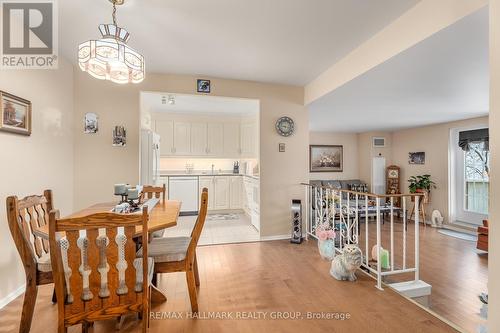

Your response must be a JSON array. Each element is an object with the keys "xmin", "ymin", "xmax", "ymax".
[{"xmin": 408, "ymin": 174, "xmax": 436, "ymax": 203}]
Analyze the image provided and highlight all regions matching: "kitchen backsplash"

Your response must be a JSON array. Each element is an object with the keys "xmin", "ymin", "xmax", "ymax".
[{"xmin": 160, "ymin": 158, "xmax": 258, "ymax": 174}]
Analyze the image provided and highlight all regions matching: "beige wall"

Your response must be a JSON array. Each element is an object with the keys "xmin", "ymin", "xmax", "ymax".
[
  {"xmin": 74, "ymin": 70, "xmax": 308, "ymax": 237},
  {"xmin": 391, "ymin": 117, "xmax": 488, "ymax": 222},
  {"xmin": 356, "ymin": 117, "xmax": 488, "ymax": 222},
  {"xmin": 0, "ymin": 59, "xmax": 74, "ymax": 303},
  {"xmin": 489, "ymin": 0, "xmax": 500, "ymax": 330},
  {"xmin": 309, "ymin": 132, "xmax": 359, "ymax": 180},
  {"xmin": 357, "ymin": 131, "xmax": 393, "ymax": 187}
]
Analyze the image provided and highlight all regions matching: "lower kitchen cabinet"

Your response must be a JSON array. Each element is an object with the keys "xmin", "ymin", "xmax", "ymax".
[
  {"xmin": 199, "ymin": 176, "xmax": 214, "ymax": 210},
  {"xmin": 214, "ymin": 177, "xmax": 230, "ymax": 210},
  {"xmin": 229, "ymin": 176, "xmax": 243, "ymax": 209},
  {"xmin": 198, "ymin": 175, "xmax": 254, "ymax": 213}
]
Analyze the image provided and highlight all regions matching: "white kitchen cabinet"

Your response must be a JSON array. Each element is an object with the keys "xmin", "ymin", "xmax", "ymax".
[
  {"xmin": 191, "ymin": 123, "xmax": 207, "ymax": 155},
  {"xmin": 223, "ymin": 123, "xmax": 240, "ymax": 156},
  {"xmin": 240, "ymin": 122, "xmax": 256, "ymax": 156},
  {"xmin": 214, "ymin": 176, "xmax": 230, "ymax": 210},
  {"xmin": 229, "ymin": 176, "xmax": 243, "ymax": 209},
  {"xmin": 207, "ymin": 123, "xmax": 224, "ymax": 155},
  {"xmin": 199, "ymin": 176, "xmax": 214, "ymax": 210},
  {"xmin": 174, "ymin": 122, "xmax": 191, "ymax": 155},
  {"xmin": 155, "ymin": 120, "xmax": 174, "ymax": 156}
]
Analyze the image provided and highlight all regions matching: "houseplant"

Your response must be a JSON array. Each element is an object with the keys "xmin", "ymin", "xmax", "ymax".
[{"xmin": 408, "ymin": 174, "xmax": 436, "ymax": 203}]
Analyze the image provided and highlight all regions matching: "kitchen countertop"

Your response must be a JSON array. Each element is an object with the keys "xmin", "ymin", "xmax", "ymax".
[{"xmin": 160, "ymin": 171, "xmax": 259, "ymax": 180}]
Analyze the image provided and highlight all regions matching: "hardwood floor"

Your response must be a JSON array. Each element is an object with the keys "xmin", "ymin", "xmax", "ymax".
[
  {"xmin": 357, "ymin": 221, "xmax": 488, "ymax": 333},
  {"xmin": 0, "ymin": 233, "xmax": 463, "ymax": 333}
]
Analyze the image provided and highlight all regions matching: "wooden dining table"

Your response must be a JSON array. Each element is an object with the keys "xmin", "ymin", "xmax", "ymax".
[{"xmin": 34, "ymin": 199, "xmax": 182, "ymax": 303}]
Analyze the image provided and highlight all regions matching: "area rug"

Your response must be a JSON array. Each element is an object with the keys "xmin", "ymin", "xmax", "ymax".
[
  {"xmin": 438, "ymin": 229, "xmax": 477, "ymax": 242},
  {"xmin": 206, "ymin": 213, "xmax": 239, "ymax": 221}
]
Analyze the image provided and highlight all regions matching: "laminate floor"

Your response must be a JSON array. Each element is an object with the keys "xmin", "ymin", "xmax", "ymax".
[
  {"xmin": 0, "ymin": 234, "xmax": 461, "ymax": 333},
  {"xmin": 358, "ymin": 220, "xmax": 488, "ymax": 333}
]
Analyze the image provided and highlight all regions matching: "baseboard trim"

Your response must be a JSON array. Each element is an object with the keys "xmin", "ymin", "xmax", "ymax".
[
  {"xmin": 260, "ymin": 234, "xmax": 290, "ymax": 241},
  {"xmin": 0, "ymin": 284, "xmax": 25, "ymax": 310}
]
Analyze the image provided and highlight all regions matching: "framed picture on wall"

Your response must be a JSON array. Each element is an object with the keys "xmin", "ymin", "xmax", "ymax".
[
  {"xmin": 0, "ymin": 91, "xmax": 32, "ymax": 136},
  {"xmin": 408, "ymin": 152, "xmax": 425, "ymax": 164},
  {"xmin": 309, "ymin": 145, "xmax": 343, "ymax": 172},
  {"xmin": 197, "ymin": 79, "xmax": 211, "ymax": 93}
]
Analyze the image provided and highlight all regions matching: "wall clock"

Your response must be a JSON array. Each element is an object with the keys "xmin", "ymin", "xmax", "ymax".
[{"xmin": 275, "ymin": 116, "xmax": 295, "ymax": 137}]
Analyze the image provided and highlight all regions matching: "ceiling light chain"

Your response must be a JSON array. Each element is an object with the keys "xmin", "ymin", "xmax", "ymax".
[{"xmin": 112, "ymin": 1, "xmax": 117, "ymax": 27}]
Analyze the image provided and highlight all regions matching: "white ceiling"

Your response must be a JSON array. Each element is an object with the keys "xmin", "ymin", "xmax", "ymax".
[
  {"xmin": 308, "ymin": 8, "xmax": 489, "ymax": 133},
  {"xmin": 142, "ymin": 92, "xmax": 259, "ymax": 115},
  {"xmin": 60, "ymin": 0, "xmax": 418, "ymax": 86}
]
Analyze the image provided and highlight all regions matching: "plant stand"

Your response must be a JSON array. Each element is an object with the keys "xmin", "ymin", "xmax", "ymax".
[{"xmin": 409, "ymin": 200, "xmax": 427, "ymax": 227}]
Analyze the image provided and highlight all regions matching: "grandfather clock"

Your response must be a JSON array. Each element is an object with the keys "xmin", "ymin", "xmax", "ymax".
[{"xmin": 386, "ymin": 165, "xmax": 401, "ymax": 206}]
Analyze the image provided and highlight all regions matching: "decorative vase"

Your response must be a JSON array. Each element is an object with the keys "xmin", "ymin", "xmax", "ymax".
[{"xmin": 318, "ymin": 239, "xmax": 335, "ymax": 261}]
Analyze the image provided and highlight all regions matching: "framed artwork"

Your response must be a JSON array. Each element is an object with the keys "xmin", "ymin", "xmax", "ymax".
[
  {"xmin": 197, "ymin": 79, "xmax": 211, "ymax": 93},
  {"xmin": 112, "ymin": 125, "xmax": 126, "ymax": 147},
  {"xmin": 0, "ymin": 91, "xmax": 32, "ymax": 136},
  {"xmin": 84, "ymin": 112, "xmax": 98, "ymax": 133},
  {"xmin": 409, "ymin": 152, "xmax": 425, "ymax": 165},
  {"xmin": 310, "ymin": 145, "xmax": 343, "ymax": 172}
]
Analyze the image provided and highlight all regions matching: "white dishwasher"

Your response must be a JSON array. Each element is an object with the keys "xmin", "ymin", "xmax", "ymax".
[{"xmin": 168, "ymin": 176, "xmax": 199, "ymax": 215}]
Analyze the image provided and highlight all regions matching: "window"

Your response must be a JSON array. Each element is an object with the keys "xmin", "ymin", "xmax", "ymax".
[
  {"xmin": 450, "ymin": 126, "xmax": 489, "ymax": 226},
  {"xmin": 464, "ymin": 142, "xmax": 489, "ymax": 214}
]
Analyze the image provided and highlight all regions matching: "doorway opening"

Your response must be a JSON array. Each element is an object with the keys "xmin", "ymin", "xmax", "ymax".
[{"xmin": 139, "ymin": 92, "xmax": 261, "ymax": 245}]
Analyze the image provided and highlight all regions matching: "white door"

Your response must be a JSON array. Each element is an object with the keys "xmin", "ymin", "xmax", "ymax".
[
  {"xmin": 199, "ymin": 176, "xmax": 214, "ymax": 210},
  {"xmin": 230, "ymin": 176, "xmax": 243, "ymax": 209},
  {"xmin": 372, "ymin": 157, "xmax": 386, "ymax": 195},
  {"xmin": 191, "ymin": 122, "xmax": 207, "ymax": 155},
  {"xmin": 155, "ymin": 120, "xmax": 174, "ymax": 156},
  {"xmin": 223, "ymin": 123, "xmax": 240, "ymax": 156},
  {"xmin": 214, "ymin": 176, "xmax": 230, "ymax": 210},
  {"xmin": 207, "ymin": 123, "xmax": 224, "ymax": 156},
  {"xmin": 174, "ymin": 122, "xmax": 191, "ymax": 155},
  {"xmin": 240, "ymin": 123, "xmax": 255, "ymax": 156}
]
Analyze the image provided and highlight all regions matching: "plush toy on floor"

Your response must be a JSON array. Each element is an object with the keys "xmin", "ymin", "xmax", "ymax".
[{"xmin": 330, "ymin": 245, "xmax": 363, "ymax": 281}]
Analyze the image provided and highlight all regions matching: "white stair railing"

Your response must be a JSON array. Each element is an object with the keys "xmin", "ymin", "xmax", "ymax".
[{"xmin": 302, "ymin": 183, "xmax": 423, "ymax": 290}]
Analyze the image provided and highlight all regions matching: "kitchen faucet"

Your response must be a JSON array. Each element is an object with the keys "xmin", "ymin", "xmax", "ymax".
[{"xmin": 211, "ymin": 164, "xmax": 215, "ymax": 174}]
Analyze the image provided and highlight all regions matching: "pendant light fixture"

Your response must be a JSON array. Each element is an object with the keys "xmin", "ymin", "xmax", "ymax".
[{"xmin": 78, "ymin": 0, "xmax": 145, "ymax": 84}]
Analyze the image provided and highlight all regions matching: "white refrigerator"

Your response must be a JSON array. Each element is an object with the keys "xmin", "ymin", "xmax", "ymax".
[{"xmin": 140, "ymin": 129, "xmax": 161, "ymax": 186}]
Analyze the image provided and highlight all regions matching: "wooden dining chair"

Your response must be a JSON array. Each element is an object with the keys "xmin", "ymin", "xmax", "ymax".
[
  {"xmin": 6, "ymin": 190, "xmax": 56, "ymax": 333},
  {"xmin": 48, "ymin": 206, "xmax": 153, "ymax": 333},
  {"xmin": 142, "ymin": 184, "xmax": 167, "ymax": 238},
  {"xmin": 142, "ymin": 184, "xmax": 166, "ymax": 204},
  {"xmin": 137, "ymin": 188, "xmax": 208, "ymax": 313}
]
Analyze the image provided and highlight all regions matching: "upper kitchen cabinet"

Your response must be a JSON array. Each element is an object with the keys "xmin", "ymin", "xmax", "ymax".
[
  {"xmin": 207, "ymin": 123, "xmax": 224, "ymax": 156},
  {"xmin": 174, "ymin": 122, "xmax": 191, "ymax": 155},
  {"xmin": 155, "ymin": 120, "xmax": 174, "ymax": 155},
  {"xmin": 153, "ymin": 116, "xmax": 258, "ymax": 158},
  {"xmin": 240, "ymin": 122, "xmax": 258, "ymax": 157},
  {"xmin": 191, "ymin": 122, "xmax": 208, "ymax": 155},
  {"xmin": 223, "ymin": 123, "xmax": 240, "ymax": 156}
]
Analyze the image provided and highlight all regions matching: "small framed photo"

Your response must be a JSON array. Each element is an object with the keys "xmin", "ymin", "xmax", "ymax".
[
  {"xmin": 84, "ymin": 112, "xmax": 98, "ymax": 134},
  {"xmin": 113, "ymin": 125, "xmax": 127, "ymax": 147},
  {"xmin": 0, "ymin": 91, "xmax": 32, "ymax": 136},
  {"xmin": 408, "ymin": 152, "xmax": 425, "ymax": 165},
  {"xmin": 279, "ymin": 143, "xmax": 286, "ymax": 152},
  {"xmin": 197, "ymin": 79, "xmax": 211, "ymax": 93}
]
